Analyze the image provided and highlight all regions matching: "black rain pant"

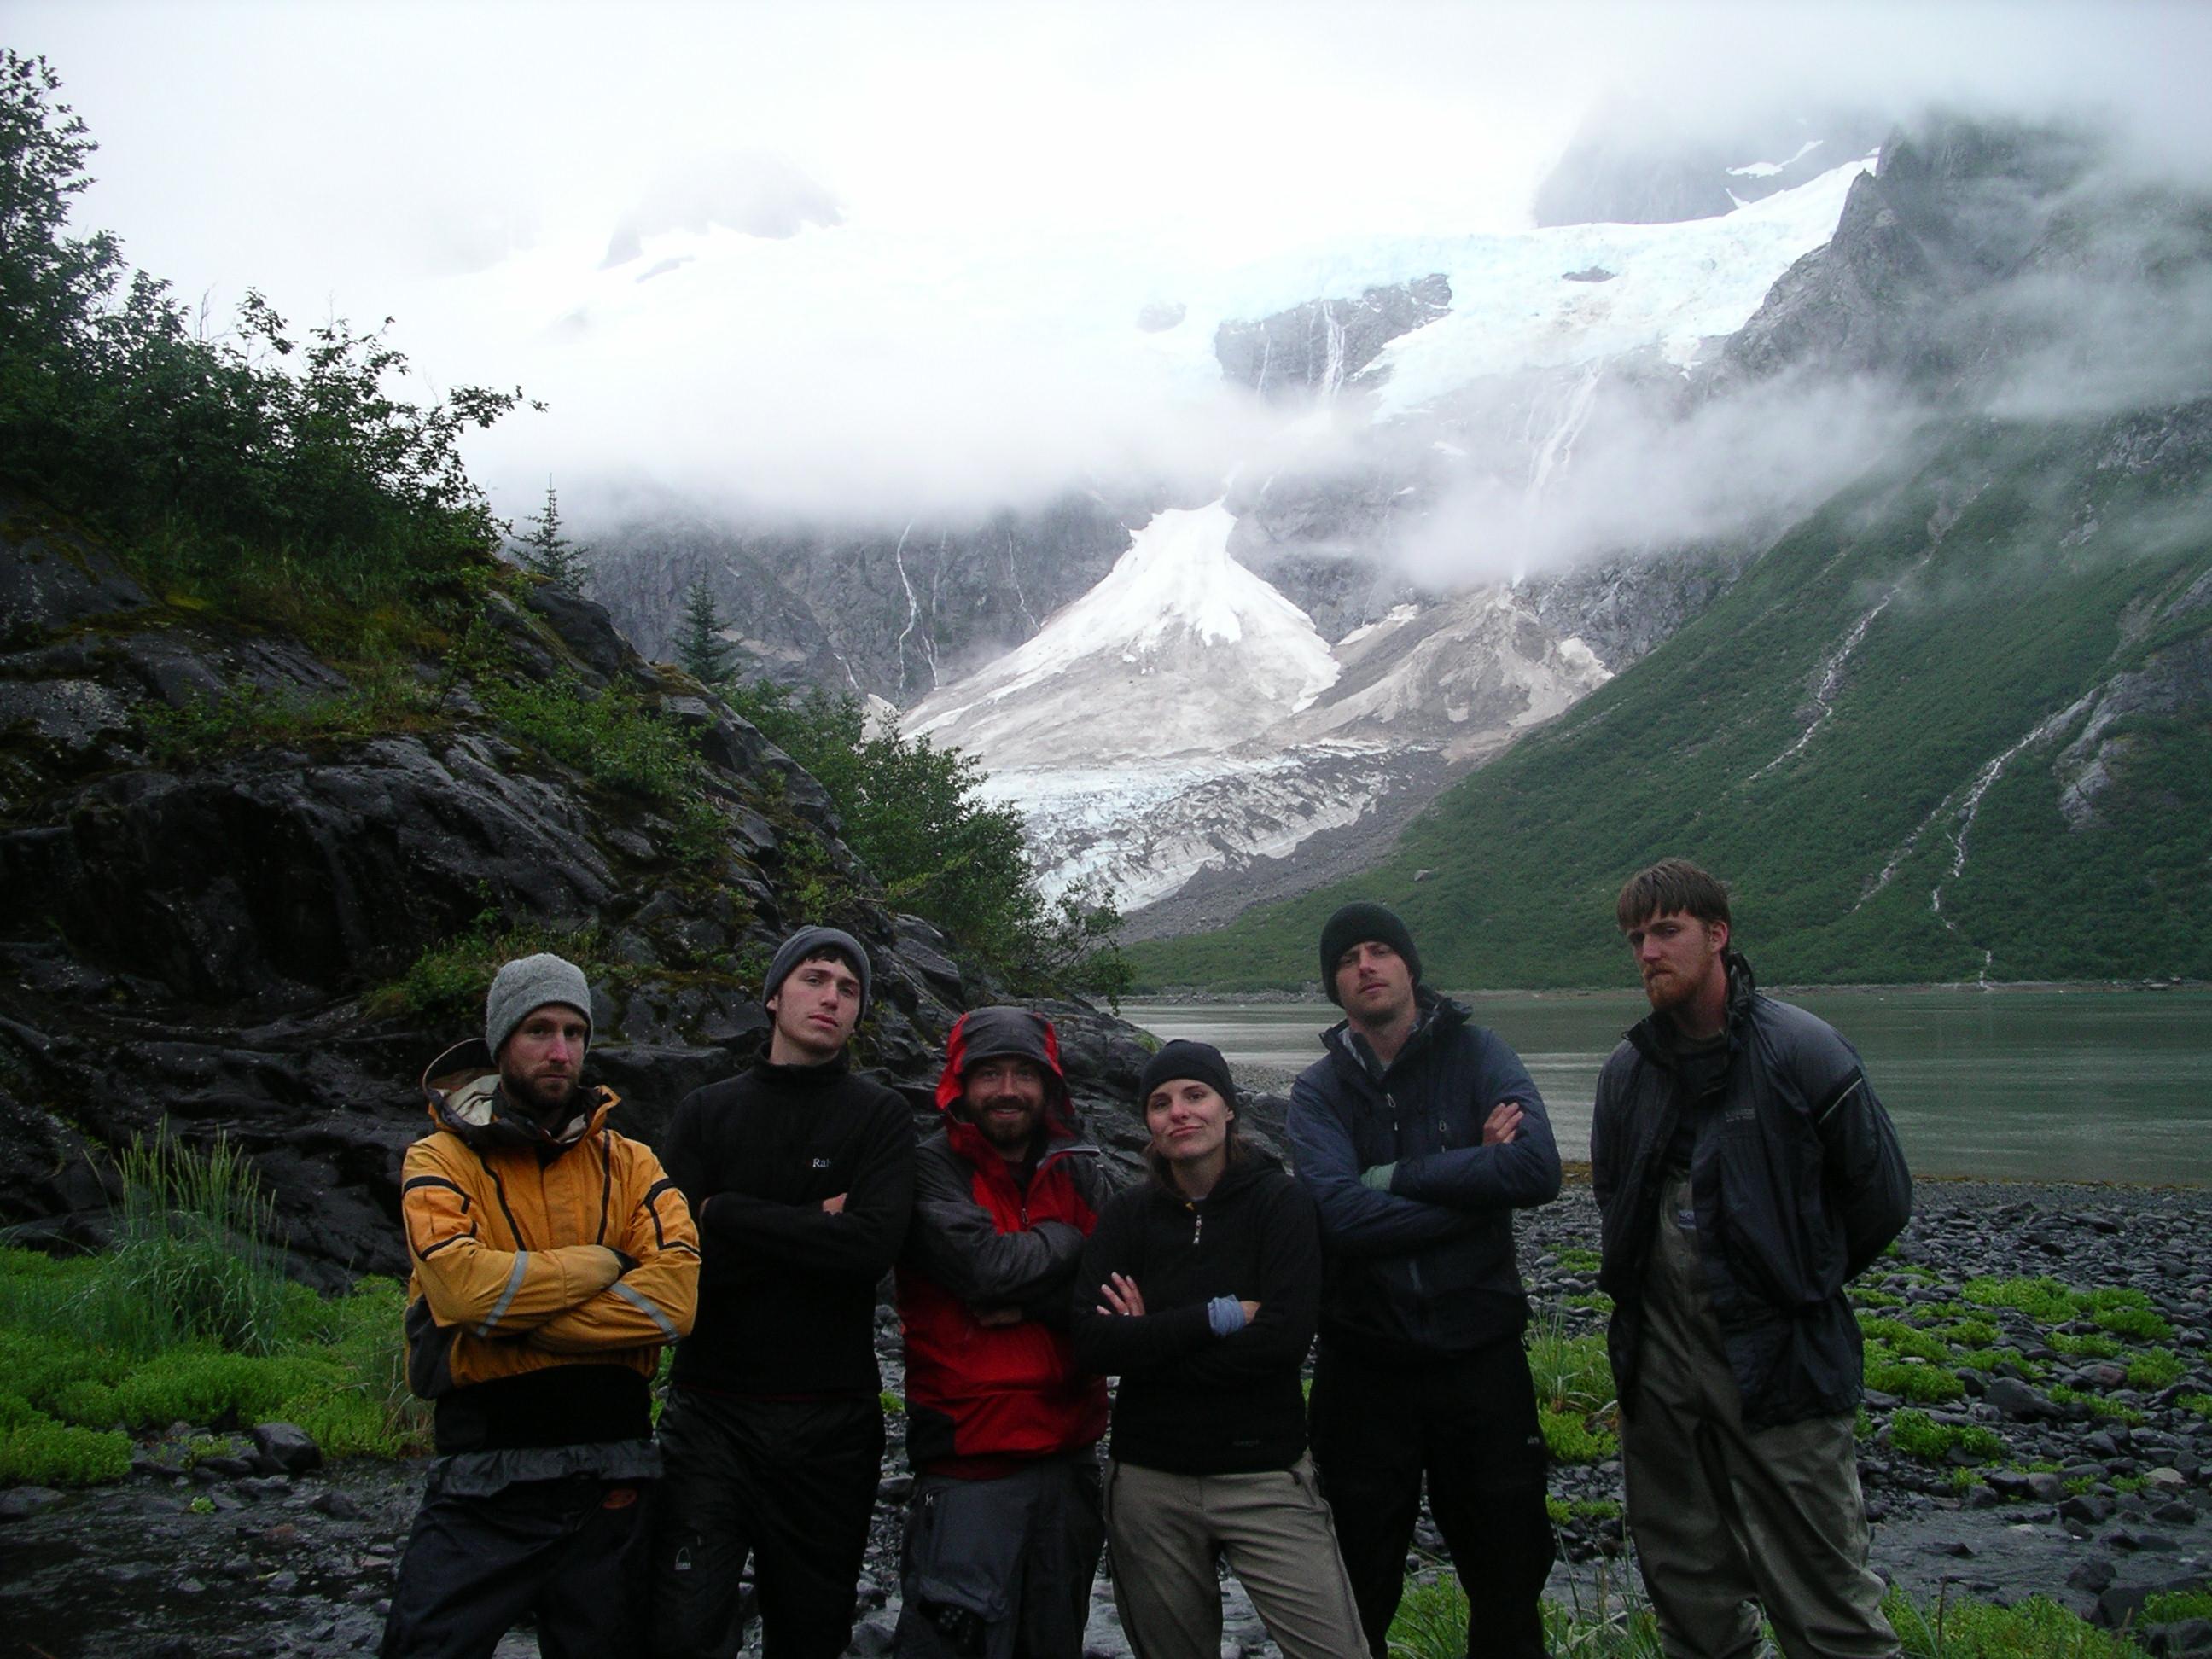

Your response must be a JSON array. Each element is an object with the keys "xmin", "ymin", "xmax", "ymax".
[
  {"xmin": 381, "ymin": 1473, "xmax": 651, "ymax": 1659},
  {"xmin": 1308, "ymin": 1337, "xmax": 1555, "ymax": 1659},
  {"xmin": 650, "ymin": 1389, "xmax": 886, "ymax": 1659}
]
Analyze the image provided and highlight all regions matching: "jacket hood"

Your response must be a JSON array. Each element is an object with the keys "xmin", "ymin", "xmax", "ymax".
[
  {"xmin": 933, "ymin": 1007, "xmax": 1078, "ymax": 1140},
  {"xmin": 420, "ymin": 1038, "xmax": 618, "ymax": 1153}
]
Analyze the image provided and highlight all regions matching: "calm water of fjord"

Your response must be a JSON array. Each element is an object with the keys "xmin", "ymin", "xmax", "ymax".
[{"xmin": 1123, "ymin": 988, "xmax": 2212, "ymax": 1185}]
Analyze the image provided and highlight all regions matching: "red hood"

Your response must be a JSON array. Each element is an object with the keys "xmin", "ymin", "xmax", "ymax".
[{"xmin": 934, "ymin": 1006, "xmax": 1078, "ymax": 1141}]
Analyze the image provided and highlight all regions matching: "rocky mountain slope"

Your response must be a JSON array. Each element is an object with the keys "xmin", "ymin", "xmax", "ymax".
[
  {"xmin": 0, "ymin": 498, "xmax": 1156, "ymax": 1275},
  {"xmin": 581, "ymin": 132, "xmax": 1882, "ymax": 933},
  {"xmin": 1136, "ymin": 114, "xmax": 2212, "ymax": 994}
]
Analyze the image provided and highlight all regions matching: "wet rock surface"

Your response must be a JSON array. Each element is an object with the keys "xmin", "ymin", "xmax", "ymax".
[{"xmin": 9, "ymin": 1179, "xmax": 2210, "ymax": 1656}]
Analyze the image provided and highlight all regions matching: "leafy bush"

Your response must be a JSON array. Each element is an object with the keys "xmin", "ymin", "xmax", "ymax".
[
  {"xmin": 369, "ymin": 907, "xmax": 602, "ymax": 1023},
  {"xmin": 480, "ymin": 678, "xmax": 698, "ymax": 803},
  {"xmin": 0, "ymin": 1418, "xmax": 131, "ymax": 1486},
  {"xmin": 726, "ymin": 678, "xmax": 1130, "ymax": 1001},
  {"xmin": 2176, "ymin": 1392, "xmax": 2212, "ymax": 1422},
  {"xmin": 1889, "ymin": 1408, "xmax": 2004, "ymax": 1464},
  {"xmin": 0, "ymin": 53, "xmax": 522, "ymax": 629},
  {"xmin": 2125, "ymin": 1348, "xmax": 2184, "ymax": 1389},
  {"xmin": 1539, "ymin": 1407, "xmax": 1619, "ymax": 1464},
  {"xmin": 2047, "ymin": 1385, "xmax": 2146, "ymax": 1426},
  {"xmin": 1864, "ymin": 1344, "xmax": 1967, "ymax": 1403},
  {"xmin": 2050, "ymin": 1332, "xmax": 2122, "ymax": 1359},
  {"xmin": 1962, "ymin": 1277, "xmax": 2081, "ymax": 1324}
]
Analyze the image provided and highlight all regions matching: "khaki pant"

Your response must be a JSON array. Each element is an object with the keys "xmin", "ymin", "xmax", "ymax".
[
  {"xmin": 1103, "ymin": 1456, "xmax": 1366, "ymax": 1659},
  {"xmin": 1622, "ymin": 1170, "xmax": 1898, "ymax": 1659}
]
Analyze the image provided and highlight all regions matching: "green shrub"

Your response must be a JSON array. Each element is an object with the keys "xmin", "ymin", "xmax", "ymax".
[
  {"xmin": 47, "ymin": 1377, "xmax": 119, "ymax": 1428},
  {"xmin": 1539, "ymin": 1408, "xmax": 1619, "ymax": 1464},
  {"xmin": 108, "ymin": 1346, "xmax": 340, "ymax": 1429},
  {"xmin": 2092, "ymin": 1302, "xmax": 2173, "ymax": 1342},
  {"xmin": 480, "ymin": 679, "xmax": 697, "ymax": 803},
  {"xmin": 1864, "ymin": 1346, "xmax": 1967, "ymax": 1403},
  {"xmin": 1554, "ymin": 1248, "xmax": 1602, "ymax": 1272},
  {"xmin": 1929, "ymin": 1318, "xmax": 2000, "ymax": 1348},
  {"xmin": 2048, "ymin": 1385, "xmax": 2146, "ymax": 1426},
  {"xmin": 369, "ymin": 908, "xmax": 602, "ymax": 1023},
  {"xmin": 2050, "ymin": 1332, "xmax": 2122, "ymax": 1360},
  {"xmin": 2175, "ymin": 1392, "xmax": 2212, "ymax": 1421},
  {"xmin": 1962, "ymin": 1277, "xmax": 2081, "ymax": 1324},
  {"xmin": 0, "ymin": 1418, "xmax": 131, "ymax": 1486},
  {"xmin": 2125, "ymin": 1348, "xmax": 2184, "ymax": 1389},
  {"xmin": 1853, "ymin": 1287, "xmax": 1906, "ymax": 1308},
  {"xmin": 1889, "ymin": 1409, "xmax": 2004, "ymax": 1464},
  {"xmin": 1859, "ymin": 1317, "xmax": 1953, "ymax": 1364}
]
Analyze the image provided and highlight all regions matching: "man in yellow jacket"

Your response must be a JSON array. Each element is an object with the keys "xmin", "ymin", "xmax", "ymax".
[{"xmin": 383, "ymin": 952, "xmax": 700, "ymax": 1659}]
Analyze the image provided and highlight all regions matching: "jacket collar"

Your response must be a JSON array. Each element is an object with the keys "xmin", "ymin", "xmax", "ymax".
[
  {"xmin": 1625, "ymin": 951, "xmax": 1759, "ymax": 1066},
  {"xmin": 420, "ymin": 1037, "xmax": 617, "ymax": 1154},
  {"xmin": 1323, "ymin": 987, "xmax": 1465, "ymax": 1083}
]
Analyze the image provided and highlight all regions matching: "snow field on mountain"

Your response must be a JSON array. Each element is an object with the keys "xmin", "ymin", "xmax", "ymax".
[{"xmin": 905, "ymin": 502, "xmax": 1339, "ymax": 762}]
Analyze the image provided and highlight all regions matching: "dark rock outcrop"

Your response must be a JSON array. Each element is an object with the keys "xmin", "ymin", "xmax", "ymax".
[
  {"xmin": 0, "ymin": 506, "xmax": 1155, "ymax": 1283},
  {"xmin": 589, "ymin": 492, "xmax": 1147, "ymax": 705},
  {"xmin": 1214, "ymin": 275, "xmax": 1452, "ymax": 400},
  {"xmin": 1533, "ymin": 98, "xmax": 1889, "ymax": 228}
]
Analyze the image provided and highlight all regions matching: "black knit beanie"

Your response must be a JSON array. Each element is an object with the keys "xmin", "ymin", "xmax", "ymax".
[
  {"xmin": 764, "ymin": 925, "xmax": 871, "ymax": 1020},
  {"xmin": 1138, "ymin": 1039, "xmax": 1237, "ymax": 1111},
  {"xmin": 1318, "ymin": 901, "xmax": 1423, "ymax": 1004}
]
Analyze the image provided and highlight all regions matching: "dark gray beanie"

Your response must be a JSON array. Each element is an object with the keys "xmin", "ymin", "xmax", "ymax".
[
  {"xmin": 1318, "ymin": 901, "xmax": 1423, "ymax": 1004},
  {"xmin": 1138, "ymin": 1040, "xmax": 1237, "ymax": 1111},
  {"xmin": 486, "ymin": 953, "xmax": 593, "ymax": 1057},
  {"xmin": 765, "ymin": 926, "xmax": 871, "ymax": 1020}
]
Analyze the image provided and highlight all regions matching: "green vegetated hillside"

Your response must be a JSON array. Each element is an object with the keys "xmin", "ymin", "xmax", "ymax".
[{"xmin": 1132, "ymin": 407, "xmax": 2212, "ymax": 991}]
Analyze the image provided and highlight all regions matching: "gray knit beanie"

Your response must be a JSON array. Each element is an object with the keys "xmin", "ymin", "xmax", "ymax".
[
  {"xmin": 486, "ymin": 953, "xmax": 594, "ymax": 1057},
  {"xmin": 764, "ymin": 926, "xmax": 872, "ymax": 1020}
]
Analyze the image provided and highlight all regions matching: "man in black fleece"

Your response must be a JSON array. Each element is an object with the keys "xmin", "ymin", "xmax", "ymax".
[{"xmin": 649, "ymin": 927, "xmax": 917, "ymax": 1659}]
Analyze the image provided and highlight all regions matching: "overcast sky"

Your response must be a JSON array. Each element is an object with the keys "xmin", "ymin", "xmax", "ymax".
[{"xmin": 15, "ymin": 0, "xmax": 2212, "ymax": 526}]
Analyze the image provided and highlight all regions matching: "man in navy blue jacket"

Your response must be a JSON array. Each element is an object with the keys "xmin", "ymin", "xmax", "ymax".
[{"xmin": 1286, "ymin": 902, "xmax": 1561, "ymax": 1659}]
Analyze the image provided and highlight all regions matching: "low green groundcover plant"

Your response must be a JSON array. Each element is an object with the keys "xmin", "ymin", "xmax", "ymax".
[
  {"xmin": 0, "ymin": 1132, "xmax": 430, "ymax": 1487},
  {"xmin": 1385, "ymin": 1573, "xmax": 2145, "ymax": 1658}
]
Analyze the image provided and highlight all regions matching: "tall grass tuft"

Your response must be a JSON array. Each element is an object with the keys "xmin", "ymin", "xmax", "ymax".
[{"xmin": 103, "ymin": 1130, "xmax": 314, "ymax": 1357}]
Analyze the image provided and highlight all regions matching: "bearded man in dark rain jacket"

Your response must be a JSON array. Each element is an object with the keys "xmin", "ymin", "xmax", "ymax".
[
  {"xmin": 894, "ymin": 1006, "xmax": 1109, "ymax": 1659},
  {"xmin": 1285, "ymin": 902, "xmax": 1561, "ymax": 1659},
  {"xmin": 1593, "ymin": 859, "xmax": 1911, "ymax": 1659}
]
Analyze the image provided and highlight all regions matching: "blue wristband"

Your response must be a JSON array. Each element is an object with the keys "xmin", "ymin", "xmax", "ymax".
[{"xmin": 1207, "ymin": 1295, "xmax": 1248, "ymax": 1336}]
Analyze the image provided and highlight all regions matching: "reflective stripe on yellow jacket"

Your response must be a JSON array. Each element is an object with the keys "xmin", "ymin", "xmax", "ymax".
[{"xmin": 401, "ymin": 1085, "xmax": 699, "ymax": 1396}]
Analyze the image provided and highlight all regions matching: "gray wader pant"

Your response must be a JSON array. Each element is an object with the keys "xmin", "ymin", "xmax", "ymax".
[
  {"xmin": 1621, "ymin": 1168, "xmax": 1898, "ymax": 1659},
  {"xmin": 894, "ymin": 1452, "xmax": 1105, "ymax": 1659},
  {"xmin": 1103, "ymin": 1454, "xmax": 1366, "ymax": 1659}
]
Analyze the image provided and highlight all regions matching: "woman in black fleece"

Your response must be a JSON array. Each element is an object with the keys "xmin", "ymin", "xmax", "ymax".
[{"xmin": 1070, "ymin": 1041, "xmax": 1365, "ymax": 1659}]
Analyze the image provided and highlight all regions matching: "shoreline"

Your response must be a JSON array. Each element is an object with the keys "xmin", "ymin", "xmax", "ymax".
[{"xmin": 1127, "ymin": 979, "xmax": 2210, "ymax": 1004}]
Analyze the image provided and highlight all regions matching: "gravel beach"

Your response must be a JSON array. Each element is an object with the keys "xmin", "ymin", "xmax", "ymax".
[{"xmin": 5, "ymin": 1176, "xmax": 2209, "ymax": 1657}]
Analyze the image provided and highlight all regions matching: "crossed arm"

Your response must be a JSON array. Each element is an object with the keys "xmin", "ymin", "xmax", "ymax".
[{"xmin": 402, "ymin": 1138, "xmax": 699, "ymax": 1351}]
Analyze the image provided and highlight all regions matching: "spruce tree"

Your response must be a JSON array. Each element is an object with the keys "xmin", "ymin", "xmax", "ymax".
[
  {"xmin": 677, "ymin": 577, "xmax": 734, "ymax": 683},
  {"xmin": 517, "ymin": 480, "xmax": 590, "ymax": 592}
]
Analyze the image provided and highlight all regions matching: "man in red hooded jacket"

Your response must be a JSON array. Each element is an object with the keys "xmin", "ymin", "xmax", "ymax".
[{"xmin": 894, "ymin": 1006, "xmax": 1109, "ymax": 1659}]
